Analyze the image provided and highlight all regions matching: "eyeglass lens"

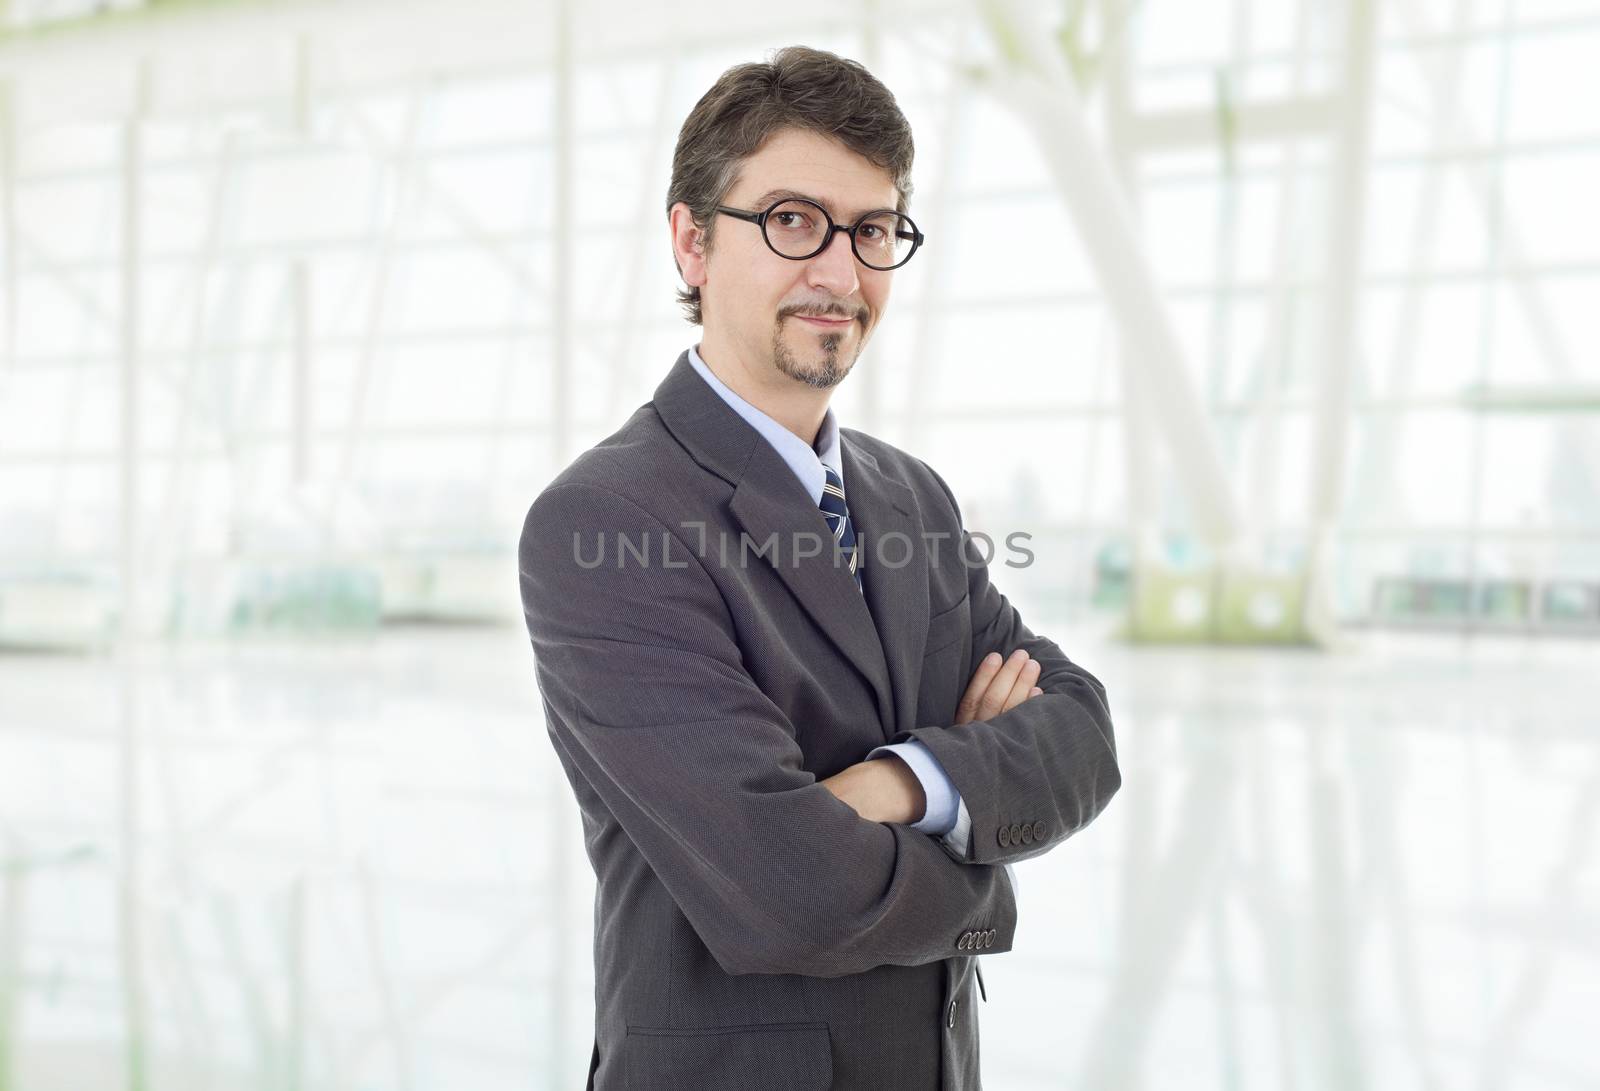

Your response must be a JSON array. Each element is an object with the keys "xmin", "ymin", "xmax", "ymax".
[{"xmin": 764, "ymin": 199, "xmax": 914, "ymax": 269}]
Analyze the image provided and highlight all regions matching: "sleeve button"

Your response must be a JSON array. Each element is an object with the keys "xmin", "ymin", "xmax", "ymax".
[{"xmin": 998, "ymin": 825, "xmax": 1011, "ymax": 847}]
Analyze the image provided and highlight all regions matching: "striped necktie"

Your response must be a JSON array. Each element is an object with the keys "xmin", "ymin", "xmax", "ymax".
[{"xmin": 819, "ymin": 464, "xmax": 865, "ymax": 594}]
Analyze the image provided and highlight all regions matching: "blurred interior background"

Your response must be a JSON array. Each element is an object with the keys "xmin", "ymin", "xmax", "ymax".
[{"xmin": 1, "ymin": 0, "xmax": 1597, "ymax": 1087}]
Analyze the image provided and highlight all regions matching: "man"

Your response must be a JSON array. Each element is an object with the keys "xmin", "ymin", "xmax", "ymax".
[{"xmin": 519, "ymin": 46, "xmax": 1120, "ymax": 1090}]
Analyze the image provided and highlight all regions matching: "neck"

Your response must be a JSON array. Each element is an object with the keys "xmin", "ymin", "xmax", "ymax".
[{"xmin": 696, "ymin": 333, "xmax": 830, "ymax": 449}]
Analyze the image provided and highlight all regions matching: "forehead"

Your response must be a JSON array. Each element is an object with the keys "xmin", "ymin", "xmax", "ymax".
[{"xmin": 727, "ymin": 127, "xmax": 899, "ymax": 216}]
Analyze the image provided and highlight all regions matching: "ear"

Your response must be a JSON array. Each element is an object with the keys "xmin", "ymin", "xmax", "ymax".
[{"xmin": 668, "ymin": 202, "xmax": 710, "ymax": 289}]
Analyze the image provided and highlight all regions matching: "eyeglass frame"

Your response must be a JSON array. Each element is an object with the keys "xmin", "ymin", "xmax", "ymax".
[{"xmin": 712, "ymin": 196, "xmax": 926, "ymax": 271}]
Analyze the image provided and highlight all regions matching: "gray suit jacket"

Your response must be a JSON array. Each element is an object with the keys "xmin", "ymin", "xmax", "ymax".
[{"xmin": 518, "ymin": 350, "xmax": 1120, "ymax": 1090}]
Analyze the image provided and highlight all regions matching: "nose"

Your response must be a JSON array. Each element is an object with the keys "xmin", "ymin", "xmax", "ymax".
[{"xmin": 805, "ymin": 226, "xmax": 860, "ymax": 299}]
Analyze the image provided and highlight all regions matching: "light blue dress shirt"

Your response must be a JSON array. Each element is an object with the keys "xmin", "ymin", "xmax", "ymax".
[{"xmin": 686, "ymin": 344, "xmax": 975, "ymax": 861}]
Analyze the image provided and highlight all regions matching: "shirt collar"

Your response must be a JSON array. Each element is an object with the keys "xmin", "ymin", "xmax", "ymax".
[{"xmin": 686, "ymin": 343, "xmax": 843, "ymax": 507}]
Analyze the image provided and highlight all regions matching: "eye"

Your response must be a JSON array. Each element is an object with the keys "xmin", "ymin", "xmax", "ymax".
[
  {"xmin": 773, "ymin": 210, "xmax": 810, "ymax": 229},
  {"xmin": 857, "ymin": 223, "xmax": 885, "ymax": 240}
]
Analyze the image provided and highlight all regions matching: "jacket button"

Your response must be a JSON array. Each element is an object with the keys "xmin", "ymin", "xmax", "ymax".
[
  {"xmin": 947, "ymin": 998, "xmax": 959, "ymax": 1029},
  {"xmin": 1009, "ymin": 823, "xmax": 1023, "ymax": 845},
  {"xmin": 958, "ymin": 931, "xmax": 971, "ymax": 950},
  {"xmin": 985, "ymin": 930, "xmax": 995, "ymax": 948},
  {"xmin": 1032, "ymin": 820, "xmax": 1046, "ymax": 840},
  {"xmin": 1020, "ymin": 824, "xmax": 1034, "ymax": 845},
  {"xmin": 997, "ymin": 825, "xmax": 1010, "ymax": 847}
]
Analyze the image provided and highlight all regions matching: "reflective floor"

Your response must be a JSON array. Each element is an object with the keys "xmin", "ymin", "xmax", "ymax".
[{"xmin": 1, "ymin": 622, "xmax": 1595, "ymax": 1089}]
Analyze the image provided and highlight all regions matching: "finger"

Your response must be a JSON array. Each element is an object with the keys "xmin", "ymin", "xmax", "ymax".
[
  {"xmin": 1000, "ymin": 658, "xmax": 1042, "ymax": 713},
  {"xmin": 979, "ymin": 649, "xmax": 1030, "ymax": 720},
  {"xmin": 954, "ymin": 651, "xmax": 1003, "ymax": 725},
  {"xmin": 1029, "ymin": 687, "xmax": 1043, "ymax": 697}
]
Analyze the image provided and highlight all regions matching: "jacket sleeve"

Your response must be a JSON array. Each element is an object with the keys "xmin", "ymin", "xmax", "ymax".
[
  {"xmin": 519, "ymin": 480, "xmax": 1017, "ymax": 978},
  {"xmin": 881, "ymin": 463, "xmax": 1122, "ymax": 867}
]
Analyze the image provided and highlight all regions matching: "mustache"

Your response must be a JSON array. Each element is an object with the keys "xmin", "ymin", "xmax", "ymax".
[{"xmin": 781, "ymin": 304, "xmax": 866, "ymax": 323}]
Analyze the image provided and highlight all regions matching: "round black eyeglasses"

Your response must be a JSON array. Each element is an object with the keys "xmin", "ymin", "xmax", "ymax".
[{"xmin": 713, "ymin": 197, "xmax": 925, "ymax": 271}]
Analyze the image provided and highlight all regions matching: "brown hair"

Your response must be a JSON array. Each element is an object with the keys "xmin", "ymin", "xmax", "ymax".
[{"xmin": 666, "ymin": 45, "xmax": 915, "ymax": 326}]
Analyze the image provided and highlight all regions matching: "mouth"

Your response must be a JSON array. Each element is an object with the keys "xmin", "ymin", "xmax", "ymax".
[{"xmin": 791, "ymin": 314, "xmax": 856, "ymax": 329}]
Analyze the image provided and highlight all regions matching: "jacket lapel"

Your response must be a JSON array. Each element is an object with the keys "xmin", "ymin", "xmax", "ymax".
[
  {"xmin": 727, "ymin": 472, "xmax": 897, "ymax": 738},
  {"xmin": 652, "ymin": 351, "xmax": 907, "ymax": 741},
  {"xmin": 841, "ymin": 433, "xmax": 930, "ymax": 741}
]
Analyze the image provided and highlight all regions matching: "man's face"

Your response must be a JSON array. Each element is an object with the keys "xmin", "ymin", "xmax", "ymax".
[{"xmin": 698, "ymin": 128, "xmax": 901, "ymax": 390}]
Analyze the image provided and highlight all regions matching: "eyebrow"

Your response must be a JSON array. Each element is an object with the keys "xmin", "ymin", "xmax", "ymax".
[{"xmin": 746, "ymin": 187, "xmax": 897, "ymax": 221}]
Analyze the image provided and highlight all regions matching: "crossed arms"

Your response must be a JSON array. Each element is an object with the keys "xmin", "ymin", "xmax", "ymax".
[
  {"xmin": 518, "ymin": 473, "xmax": 1119, "ymax": 978},
  {"xmin": 817, "ymin": 647, "xmax": 1052, "ymax": 825},
  {"xmin": 854, "ymin": 466, "xmax": 1121, "ymax": 870}
]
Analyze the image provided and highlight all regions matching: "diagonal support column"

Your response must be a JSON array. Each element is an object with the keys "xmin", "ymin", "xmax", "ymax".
[{"xmin": 977, "ymin": 0, "xmax": 1246, "ymax": 552}]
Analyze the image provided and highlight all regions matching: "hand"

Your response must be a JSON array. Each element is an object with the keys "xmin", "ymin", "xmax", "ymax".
[
  {"xmin": 954, "ymin": 648, "xmax": 1042, "ymax": 725},
  {"xmin": 818, "ymin": 755, "xmax": 925, "ymax": 825}
]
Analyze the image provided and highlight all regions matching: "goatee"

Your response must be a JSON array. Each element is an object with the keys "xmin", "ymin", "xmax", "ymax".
[{"xmin": 772, "ymin": 321, "xmax": 859, "ymax": 390}]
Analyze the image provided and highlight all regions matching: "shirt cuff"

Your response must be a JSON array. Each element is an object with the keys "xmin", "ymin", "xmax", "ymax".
[
  {"xmin": 941, "ymin": 793, "xmax": 973, "ymax": 860},
  {"xmin": 865, "ymin": 739, "xmax": 961, "ymax": 835}
]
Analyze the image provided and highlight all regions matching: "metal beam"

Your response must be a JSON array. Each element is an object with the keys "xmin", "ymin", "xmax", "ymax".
[
  {"xmin": 977, "ymin": 0, "xmax": 1246, "ymax": 548},
  {"xmin": 0, "ymin": 76, "xmax": 14, "ymax": 385},
  {"xmin": 116, "ymin": 58, "xmax": 152, "ymax": 1091},
  {"xmin": 1300, "ymin": 0, "xmax": 1379, "ymax": 645}
]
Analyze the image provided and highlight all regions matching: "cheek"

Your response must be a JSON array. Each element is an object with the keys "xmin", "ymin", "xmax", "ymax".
[
  {"xmin": 740, "ymin": 261, "xmax": 795, "ymax": 311},
  {"xmin": 865, "ymin": 280, "xmax": 891, "ymax": 322},
  {"xmin": 712, "ymin": 248, "xmax": 781, "ymax": 304}
]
